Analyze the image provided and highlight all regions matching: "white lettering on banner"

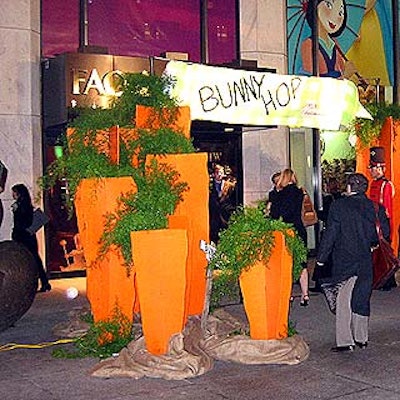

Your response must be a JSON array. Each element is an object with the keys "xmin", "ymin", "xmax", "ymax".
[{"xmin": 164, "ymin": 60, "xmax": 372, "ymax": 130}]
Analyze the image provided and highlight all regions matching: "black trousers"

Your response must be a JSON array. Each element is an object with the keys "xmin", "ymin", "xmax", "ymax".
[{"xmin": 14, "ymin": 234, "xmax": 49, "ymax": 288}]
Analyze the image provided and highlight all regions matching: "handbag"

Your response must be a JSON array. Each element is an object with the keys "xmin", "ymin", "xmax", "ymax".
[
  {"xmin": 301, "ymin": 189, "xmax": 318, "ymax": 227},
  {"xmin": 26, "ymin": 208, "xmax": 50, "ymax": 235},
  {"xmin": 372, "ymin": 204, "xmax": 400, "ymax": 289},
  {"xmin": 320, "ymin": 278, "xmax": 351, "ymax": 314}
]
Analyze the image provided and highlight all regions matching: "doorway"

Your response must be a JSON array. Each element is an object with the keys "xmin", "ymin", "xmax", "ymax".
[{"xmin": 191, "ymin": 121, "xmax": 243, "ymax": 242}]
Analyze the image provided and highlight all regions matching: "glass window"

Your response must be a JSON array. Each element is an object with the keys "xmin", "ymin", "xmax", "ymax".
[
  {"xmin": 41, "ymin": 0, "xmax": 237, "ymax": 65},
  {"xmin": 42, "ymin": 2, "xmax": 79, "ymax": 57}
]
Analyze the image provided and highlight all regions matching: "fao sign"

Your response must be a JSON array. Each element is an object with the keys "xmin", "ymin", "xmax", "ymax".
[{"xmin": 72, "ymin": 68, "xmax": 124, "ymax": 98}]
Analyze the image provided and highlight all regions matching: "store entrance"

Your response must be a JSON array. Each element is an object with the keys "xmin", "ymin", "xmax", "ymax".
[
  {"xmin": 43, "ymin": 125, "xmax": 84, "ymax": 277},
  {"xmin": 43, "ymin": 121, "xmax": 243, "ymax": 275},
  {"xmin": 191, "ymin": 121, "xmax": 243, "ymax": 242}
]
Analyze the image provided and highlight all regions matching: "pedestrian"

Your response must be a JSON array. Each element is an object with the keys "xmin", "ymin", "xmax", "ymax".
[
  {"xmin": 311, "ymin": 177, "xmax": 342, "ymax": 292},
  {"xmin": 0, "ymin": 160, "xmax": 8, "ymax": 229},
  {"xmin": 265, "ymin": 170, "xmax": 281, "ymax": 216},
  {"xmin": 316, "ymin": 173, "xmax": 389, "ymax": 352},
  {"xmin": 219, "ymin": 170, "xmax": 237, "ymax": 230},
  {"xmin": 367, "ymin": 146, "xmax": 397, "ymax": 290},
  {"xmin": 209, "ymin": 164, "xmax": 225, "ymax": 244},
  {"xmin": 270, "ymin": 168, "xmax": 310, "ymax": 306},
  {"xmin": 11, "ymin": 184, "xmax": 51, "ymax": 292}
]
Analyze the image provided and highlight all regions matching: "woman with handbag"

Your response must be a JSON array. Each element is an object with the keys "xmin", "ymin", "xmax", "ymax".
[
  {"xmin": 11, "ymin": 184, "xmax": 51, "ymax": 293},
  {"xmin": 270, "ymin": 168, "xmax": 310, "ymax": 306}
]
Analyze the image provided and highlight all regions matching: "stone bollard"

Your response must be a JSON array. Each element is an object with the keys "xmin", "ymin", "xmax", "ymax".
[{"xmin": 0, "ymin": 240, "xmax": 38, "ymax": 332}]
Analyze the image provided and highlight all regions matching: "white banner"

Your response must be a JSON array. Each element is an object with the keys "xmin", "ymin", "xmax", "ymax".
[{"xmin": 164, "ymin": 60, "xmax": 371, "ymax": 131}]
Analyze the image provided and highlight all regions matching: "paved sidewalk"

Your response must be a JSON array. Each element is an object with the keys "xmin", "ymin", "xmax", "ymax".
[{"xmin": 1, "ymin": 277, "xmax": 400, "ymax": 400}]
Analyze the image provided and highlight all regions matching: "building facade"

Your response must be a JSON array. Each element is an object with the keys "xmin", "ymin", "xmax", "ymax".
[{"xmin": 0, "ymin": 1, "xmax": 289, "ymax": 265}]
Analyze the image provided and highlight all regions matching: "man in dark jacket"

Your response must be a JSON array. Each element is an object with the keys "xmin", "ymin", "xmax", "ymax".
[{"xmin": 316, "ymin": 173, "xmax": 389, "ymax": 352}]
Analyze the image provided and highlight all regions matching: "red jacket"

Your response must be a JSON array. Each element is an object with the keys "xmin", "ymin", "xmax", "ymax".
[{"xmin": 369, "ymin": 177, "xmax": 394, "ymax": 240}]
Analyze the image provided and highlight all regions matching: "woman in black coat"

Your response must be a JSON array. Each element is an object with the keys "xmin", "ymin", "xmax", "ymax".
[
  {"xmin": 11, "ymin": 184, "xmax": 51, "ymax": 292},
  {"xmin": 270, "ymin": 168, "xmax": 309, "ymax": 306},
  {"xmin": 317, "ymin": 173, "xmax": 389, "ymax": 351}
]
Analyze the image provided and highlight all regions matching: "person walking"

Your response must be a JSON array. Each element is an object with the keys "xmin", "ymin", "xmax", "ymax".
[
  {"xmin": 0, "ymin": 160, "xmax": 8, "ymax": 229},
  {"xmin": 368, "ymin": 146, "xmax": 397, "ymax": 290},
  {"xmin": 270, "ymin": 168, "xmax": 310, "ymax": 306},
  {"xmin": 11, "ymin": 184, "xmax": 51, "ymax": 292},
  {"xmin": 311, "ymin": 177, "xmax": 342, "ymax": 292},
  {"xmin": 316, "ymin": 173, "xmax": 389, "ymax": 352},
  {"xmin": 265, "ymin": 171, "xmax": 281, "ymax": 216}
]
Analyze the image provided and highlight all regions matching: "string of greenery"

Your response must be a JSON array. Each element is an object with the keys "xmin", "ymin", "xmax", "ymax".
[
  {"xmin": 69, "ymin": 72, "xmax": 178, "ymax": 133},
  {"xmin": 52, "ymin": 308, "xmax": 134, "ymax": 359},
  {"xmin": 100, "ymin": 160, "xmax": 189, "ymax": 269},
  {"xmin": 348, "ymin": 101, "xmax": 400, "ymax": 147}
]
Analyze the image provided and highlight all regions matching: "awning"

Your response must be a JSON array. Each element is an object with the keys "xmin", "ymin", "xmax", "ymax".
[{"xmin": 164, "ymin": 60, "xmax": 372, "ymax": 131}]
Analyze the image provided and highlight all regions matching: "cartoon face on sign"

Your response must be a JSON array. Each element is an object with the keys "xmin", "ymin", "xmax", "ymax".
[
  {"xmin": 317, "ymin": 0, "xmax": 346, "ymax": 37},
  {"xmin": 287, "ymin": 0, "xmax": 366, "ymax": 79},
  {"xmin": 303, "ymin": 0, "xmax": 348, "ymax": 78}
]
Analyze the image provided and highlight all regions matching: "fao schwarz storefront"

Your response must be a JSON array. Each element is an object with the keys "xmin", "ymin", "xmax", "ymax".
[{"xmin": 42, "ymin": 52, "xmax": 245, "ymax": 276}]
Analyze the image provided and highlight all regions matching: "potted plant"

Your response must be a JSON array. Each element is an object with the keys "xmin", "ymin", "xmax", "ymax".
[
  {"xmin": 209, "ymin": 203, "xmax": 307, "ymax": 340},
  {"xmin": 94, "ymin": 158, "xmax": 190, "ymax": 355},
  {"xmin": 40, "ymin": 71, "xmax": 196, "ymax": 325},
  {"xmin": 348, "ymin": 101, "xmax": 400, "ymax": 148},
  {"xmin": 349, "ymin": 101, "xmax": 400, "ymax": 257},
  {"xmin": 40, "ymin": 71, "xmax": 212, "ymax": 356}
]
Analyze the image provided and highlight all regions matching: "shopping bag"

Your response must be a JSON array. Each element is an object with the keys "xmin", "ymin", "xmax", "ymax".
[{"xmin": 26, "ymin": 208, "xmax": 50, "ymax": 235}]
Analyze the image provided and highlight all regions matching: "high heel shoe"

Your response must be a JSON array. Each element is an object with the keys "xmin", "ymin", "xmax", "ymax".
[
  {"xmin": 300, "ymin": 294, "xmax": 309, "ymax": 307},
  {"xmin": 38, "ymin": 283, "xmax": 52, "ymax": 293}
]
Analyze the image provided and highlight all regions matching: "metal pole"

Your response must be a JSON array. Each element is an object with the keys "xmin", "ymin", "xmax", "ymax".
[
  {"xmin": 79, "ymin": 0, "xmax": 89, "ymax": 49},
  {"xmin": 311, "ymin": 0, "xmax": 319, "ymax": 77},
  {"xmin": 200, "ymin": 0, "xmax": 209, "ymax": 64},
  {"xmin": 235, "ymin": 0, "xmax": 241, "ymax": 61},
  {"xmin": 311, "ymin": 0, "xmax": 322, "ymax": 246},
  {"xmin": 393, "ymin": 0, "xmax": 399, "ymax": 103}
]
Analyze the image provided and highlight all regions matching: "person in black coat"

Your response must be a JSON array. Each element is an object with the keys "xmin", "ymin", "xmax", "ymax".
[
  {"xmin": 316, "ymin": 173, "xmax": 389, "ymax": 352},
  {"xmin": 209, "ymin": 164, "xmax": 226, "ymax": 244},
  {"xmin": 270, "ymin": 168, "xmax": 309, "ymax": 306},
  {"xmin": 265, "ymin": 171, "xmax": 281, "ymax": 216},
  {"xmin": 209, "ymin": 164, "xmax": 237, "ymax": 244},
  {"xmin": 311, "ymin": 177, "xmax": 342, "ymax": 292},
  {"xmin": 11, "ymin": 184, "xmax": 51, "ymax": 292}
]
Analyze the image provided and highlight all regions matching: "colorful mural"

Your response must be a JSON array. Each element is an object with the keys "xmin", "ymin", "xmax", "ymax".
[{"xmin": 288, "ymin": 0, "xmax": 394, "ymax": 87}]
